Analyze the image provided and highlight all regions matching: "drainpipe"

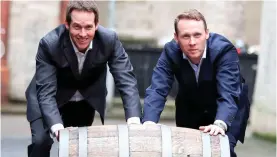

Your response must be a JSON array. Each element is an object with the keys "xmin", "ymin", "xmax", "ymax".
[{"xmin": 106, "ymin": 0, "xmax": 116, "ymax": 110}]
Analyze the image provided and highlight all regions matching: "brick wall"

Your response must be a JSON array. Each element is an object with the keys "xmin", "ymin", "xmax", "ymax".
[{"xmin": 1, "ymin": 1, "xmax": 10, "ymax": 104}]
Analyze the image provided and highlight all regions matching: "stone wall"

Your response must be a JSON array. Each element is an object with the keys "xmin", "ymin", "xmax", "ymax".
[
  {"xmin": 251, "ymin": 1, "xmax": 276, "ymax": 136},
  {"xmin": 98, "ymin": 1, "xmax": 260, "ymax": 46},
  {"xmin": 7, "ymin": 1, "xmax": 60, "ymax": 100}
]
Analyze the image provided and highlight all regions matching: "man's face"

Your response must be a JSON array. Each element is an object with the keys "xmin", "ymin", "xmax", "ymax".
[
  {"xmin": 65, "ymin": 10, "xmax": 98, "ymax": 53},
  {"xmin": 174, "ymin": 19, "xmax": 209, "ymax": 63}
]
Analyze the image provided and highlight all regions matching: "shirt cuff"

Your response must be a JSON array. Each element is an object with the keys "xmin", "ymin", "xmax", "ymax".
[
  {"xmin": 143, "ymin": 121, "xmax": 156, "ymax": 125},
  {"xmin": 214, "ymin": 120, "xmax": 228, "ymax": 131},
  {"xmin": 50, "ymin": 123, "xmax": 64, "ymax": 137},
  {"xmin": 127, "ymin": 117, "xmax": 141, "ymax": 125}
]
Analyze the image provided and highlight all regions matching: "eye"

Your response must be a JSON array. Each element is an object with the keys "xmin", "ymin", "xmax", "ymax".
[
  {"xmin": 73, "ymin": 25, "xmax": 81, "ymax": 30},
  {"xmin": 194, "ymin": 33, "xmax": 201, "ymax": 38},
  {"xmin": 85, "ymin": 26, "xmax": 93, "ymax": 30},
  {"xmin": 183, "ymin": 35, "xmax": 190, "ymax": 39}
]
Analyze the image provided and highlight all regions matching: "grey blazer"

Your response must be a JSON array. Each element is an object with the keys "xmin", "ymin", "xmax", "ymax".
[{"xmin": 25, "ymin": 24, "xmax": 142, "ymax": 128}]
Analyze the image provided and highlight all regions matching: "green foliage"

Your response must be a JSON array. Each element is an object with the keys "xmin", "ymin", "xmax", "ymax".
[{"xmin": 253, "ymin": 132, "xmax": 276, "ymax": 143}]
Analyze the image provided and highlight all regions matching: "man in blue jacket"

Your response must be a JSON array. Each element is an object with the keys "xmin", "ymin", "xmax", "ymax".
[{"xmin": 142, "ymin": 9, "xmax": 250, "ymax": 157}]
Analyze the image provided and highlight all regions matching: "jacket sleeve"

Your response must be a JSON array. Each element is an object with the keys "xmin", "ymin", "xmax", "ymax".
[
  {"xmin": 36, "ymin": 39, "xmax": 63, "ymax": 128},
  {"xmin": 142, "ymin": 45, "xmax": 175, "ymax": 123},
  {"xmin": 108, "ymin": 33, "xmax": 142, "ymax": 120},
  {"xmin": 215, "ymin": 45, "xmax": 241, "ymax": 128}
]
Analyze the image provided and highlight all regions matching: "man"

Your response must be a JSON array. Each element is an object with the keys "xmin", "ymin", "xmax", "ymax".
[
  {"xmin": 142, "ymin": 9, "xmax": 250, "ymax": 157},
  {"xmin": 26, "ymin": 1, "xmax": 141, "ymax": 157}
]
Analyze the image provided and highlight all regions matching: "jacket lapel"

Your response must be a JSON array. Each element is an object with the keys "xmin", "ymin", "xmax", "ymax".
[
  {"xmin": 62, "ymin": 32, "xmax": 81, "ymax": 80},
  {"xmin": 198, "ymin": 49, "xmax": 213, "ymax": 83},
  {"xmin": 172, "ymin": 43, "xmax": 197, "ymax": 86},
  {"xmin": 80, "ymin": 37, "xmax": 101, "ymax": 76}
]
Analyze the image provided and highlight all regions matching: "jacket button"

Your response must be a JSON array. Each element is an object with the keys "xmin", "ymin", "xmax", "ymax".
[{"xmin": 229, "ymin": 116, "xmax": 234, "ymax": 122}]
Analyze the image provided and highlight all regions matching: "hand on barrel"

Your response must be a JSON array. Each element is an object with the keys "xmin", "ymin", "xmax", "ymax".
[
  {"xmin": 143, "ymin": 121, "xmax": 157, "ymax": 125},
  {"xmin": 54, "ymin": 130, "xmax": 60, "ymax": 141},
  {"xmin": 127, "ymin": 117, "xmax": 141, "ymax": 125},
  {"xmin": 54, "ymin": 127, "xmax": 75, "ymax": 142},
  {"xmin": 199, "ymin": 125, "xmax": 225, "ymax": 136}
]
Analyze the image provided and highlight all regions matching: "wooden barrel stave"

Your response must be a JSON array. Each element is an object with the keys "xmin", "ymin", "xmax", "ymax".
[
  {"xmin": 171, "ymin": 127, "xmax": 202, "ymax": 156},
  {"xmin": 210, "ymin": 136, "xmax": 221, "ymax": 157}
]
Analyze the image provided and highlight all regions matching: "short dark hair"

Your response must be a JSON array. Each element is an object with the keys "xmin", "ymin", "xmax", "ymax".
[
  {"xmin": 66, "ymin": 0, "xmax": 99, "ymax": 25},
  {"xmin": 174, "ymin": 9, "xmax": 207, "ymax": 35}
]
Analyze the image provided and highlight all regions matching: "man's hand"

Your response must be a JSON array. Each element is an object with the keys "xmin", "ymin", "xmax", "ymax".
[
  {"xmin": 51, "ymin": 123, "xmax": 64, "ymax": 141},
  {"xmin": 199, "ymin": 124, "xmax": 225, "ymax": 136},
  {"xmin": 54, "ymin": 130, "xmax": 60, "ymax": 141},
  {"xmin": 127, "ymin": 117, "xmax": 141, "ymax": 125}
]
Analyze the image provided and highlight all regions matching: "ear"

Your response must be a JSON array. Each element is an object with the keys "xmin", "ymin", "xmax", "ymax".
[
  {"xmin": 65, "ymin": 22, "xmax": 69, "ymax": 30},
  {"xmin": 95, "ymin": 22, "xmax": 99, "ymax": 30},
  {"xmin": 205, "ymin": 29, "xmax": 209, "ymax": 40},
  {"xmin": 174, "ymin": 32, "xmax": 178, "ymax": 43}
]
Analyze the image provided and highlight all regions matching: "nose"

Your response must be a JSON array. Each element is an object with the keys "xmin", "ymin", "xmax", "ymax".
[
  {"xmin": 189, "ymin": 37, "xmax": 196, "ymax": 46},
  {"xmin": 79, "ymin": 28, "xmax": 86, "ymax": 37}
]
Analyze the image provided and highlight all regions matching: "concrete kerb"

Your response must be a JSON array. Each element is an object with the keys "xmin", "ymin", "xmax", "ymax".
[{"xmin": 0, "ymin": 97, "xmax": 176, "ymax": 120}]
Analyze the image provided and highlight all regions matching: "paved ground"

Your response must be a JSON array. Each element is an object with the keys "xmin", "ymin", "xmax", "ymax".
[{"xmin": 1, "ymin": 114, "xmax": 276, "ymax": 157}]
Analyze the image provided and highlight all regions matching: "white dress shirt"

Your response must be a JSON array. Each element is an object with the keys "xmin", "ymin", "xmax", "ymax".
[
  {"xmin": 69, "ymin": 38, "xmax": 93, "ymax": 102},
  {"xmin": 182, "ymin": 46, "xmax": 207, "ymax": 83}
]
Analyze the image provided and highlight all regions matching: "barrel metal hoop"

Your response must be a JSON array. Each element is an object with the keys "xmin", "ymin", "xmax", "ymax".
[
  {"xmin": 59, "ymin": 129, "xmax": 69, "ymax": 157},
  {"xmin": 161, "ymin": 125, "xmax": 172, "ymax": 157},
  {"xmin": 219, "ymin": 135, "xmax": 230, "ymax": 157},
  {"xmin": 118, "ymin": 125, "xmax": 130, "ymax": 157},
  {"xmin": 201, "ymin": 132, "xmax": 212, "ymax": 157},
  {"xmin": 79, "ymin": 127, "xmax": 88, "ymax": 157}
]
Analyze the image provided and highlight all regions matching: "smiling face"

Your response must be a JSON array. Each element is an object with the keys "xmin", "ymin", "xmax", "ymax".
[
  {"xmin": 174, "ymin": 18, "xmax": 209, "ymax": 64},
  {"xmin": 65, "ymin": 9, "xmax": 98, "ymax": 53}
]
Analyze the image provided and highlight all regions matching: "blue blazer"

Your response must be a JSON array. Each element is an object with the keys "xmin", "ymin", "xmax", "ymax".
[{"xmin": 142, "ymin": 33, "xmax": 250, "ymax": 143}]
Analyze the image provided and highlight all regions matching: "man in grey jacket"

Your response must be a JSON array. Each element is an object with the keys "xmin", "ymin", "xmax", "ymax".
[{"xmin": 26, "ymin": 1, "xmax": 142, "ymax": 157}]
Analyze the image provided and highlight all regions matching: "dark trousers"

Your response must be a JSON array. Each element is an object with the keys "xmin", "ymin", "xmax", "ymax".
[
  {"xmin": 28, "ymin": 100, "xmax": 95, "ymax": 157},
  {"xmin": 227, "ymin": 132, "xmax": 237, "ymax": 157}
]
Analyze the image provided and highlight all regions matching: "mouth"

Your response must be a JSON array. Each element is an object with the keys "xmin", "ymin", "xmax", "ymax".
[
  {"xmin": 189, "ymin": 49, "xmax": 198, "ymax": 53},
  {"xmin": 77, "ymin": 38, "xmax": 89, "ymax": 44}
]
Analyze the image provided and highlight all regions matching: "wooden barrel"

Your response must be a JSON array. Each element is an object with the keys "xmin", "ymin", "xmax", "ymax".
[{"xmin": 59, "ymin": 124, "xmax": 230, "ymax": 157}]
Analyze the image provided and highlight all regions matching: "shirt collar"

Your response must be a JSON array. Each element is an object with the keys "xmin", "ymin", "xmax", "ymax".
[
  {"xmin": 182, "ymin": 45, "xmax": 207, "ymax": 60},
  {"xmin": 69, "ymin": 36, "xmax": 93, "ymax": 53}
]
